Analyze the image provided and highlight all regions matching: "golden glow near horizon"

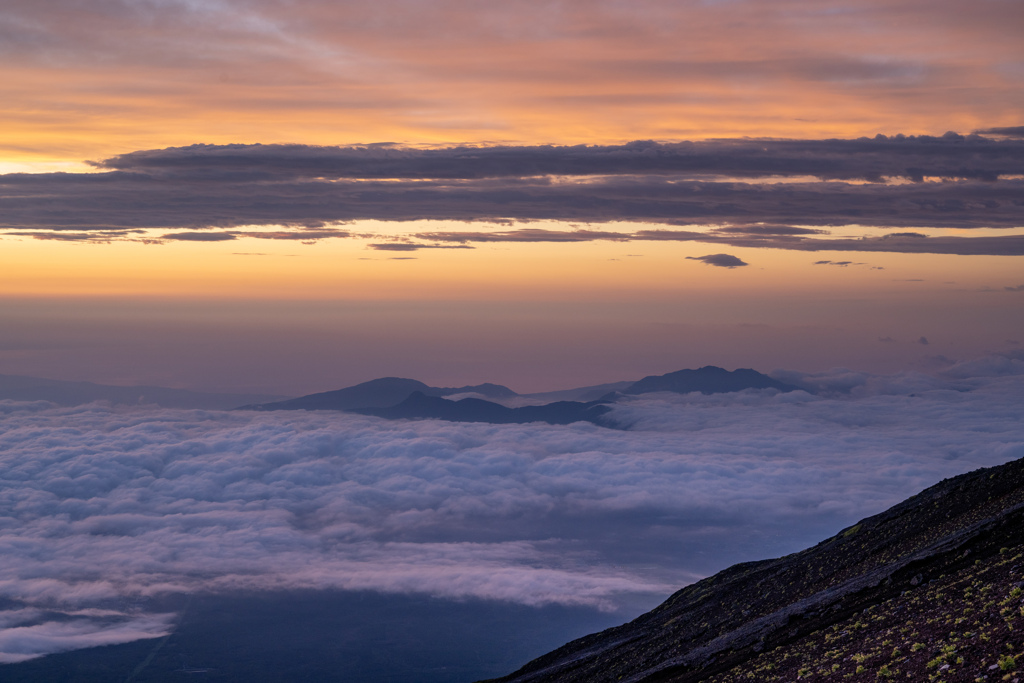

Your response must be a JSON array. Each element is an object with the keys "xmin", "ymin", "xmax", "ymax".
[
  {"xmin": 1, "ymin": 221, "xmax": 1021, "ymax": 300},
  {"xmin": 1, "ymin": 221, "xmax": 1021, "ymax": 393}
]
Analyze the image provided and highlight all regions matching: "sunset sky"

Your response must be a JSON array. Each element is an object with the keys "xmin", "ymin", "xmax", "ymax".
[
  {"xmin": 3, "ymin": 3, "xmax": 1024, "ymax": 675},
  {"xmin": 1, "ymin": 0, "xmax": 1022, "ymax": 394}
]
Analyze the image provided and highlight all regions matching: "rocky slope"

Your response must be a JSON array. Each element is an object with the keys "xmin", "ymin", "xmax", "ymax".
[{"xmin": 487, "ymin": 456, "xmax": 1024, "ymax": 683}]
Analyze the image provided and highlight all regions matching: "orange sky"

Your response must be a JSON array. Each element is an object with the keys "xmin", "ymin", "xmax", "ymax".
[
  {"xmin": 2, "ymin": 0, "xmax": 1023, "ymax": 171},
  {"xmin": 0, "ymin": 221, "xmax": 1021, "ymax": 300},
  {"xmin": 0, "ymin": 0, "xmax": 1021, "ymax": 391},
  {"xmin": 1, "ymin": 220, "xmax": 1021, "ymax": 393}
]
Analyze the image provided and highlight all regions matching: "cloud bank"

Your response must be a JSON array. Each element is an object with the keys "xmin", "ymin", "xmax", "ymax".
[
  {"xmin": 91, "ymin": 135, "xmax": 1024, "ymax": 183},
  {"xmin": 2, "ymin": 136, "xmax": 1024, "ymax": 257},
  {"xmin": 0, "ymin": 360, "xmax": 1022, "ymax": 661}
]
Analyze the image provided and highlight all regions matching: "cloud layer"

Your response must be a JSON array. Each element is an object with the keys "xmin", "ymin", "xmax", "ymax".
[
  {"xmin": 3, "ymin": 136, "xmax": 1024, "ymax": 255},
  {"xmin": 91, "ymin": 136, "xmax": 1024, "ymax": 183},
  {"xmin": 0, "ymin": 360, "xmax": 1022, "ymax": 661}
]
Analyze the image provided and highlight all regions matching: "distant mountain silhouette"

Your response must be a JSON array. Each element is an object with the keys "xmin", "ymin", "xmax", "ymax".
[
  {"xmin": 0, "ymin": 373, "xmax": 285, "ymax": 410},
  {"xmin": 624, "ymin": 366, "xmax": 800, "ymax": 396},
  {"xmin": 241, "ymin": 367, "xmax": 801, "ymax": 420},
  {"xmin": 241, "ymin": 377, "xmax": 518, "ymax": 411},
  {"xmin": 1, "ymin": 366, "xmax": 798, "ymax": 416},
  {"xmin": 355, "ymin": 392, "xmax": 615, "ymax": 427}
]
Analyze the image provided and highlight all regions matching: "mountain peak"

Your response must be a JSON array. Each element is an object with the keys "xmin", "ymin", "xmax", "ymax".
[{"xmin": 624, "ymin": 366, "xmax": 801, "ymax": 396}]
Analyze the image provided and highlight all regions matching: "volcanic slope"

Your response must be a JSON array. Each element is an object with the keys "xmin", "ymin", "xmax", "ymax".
[{"xmin": 485, "ymin": 456, "xmax": 1024, "ymax": 683}]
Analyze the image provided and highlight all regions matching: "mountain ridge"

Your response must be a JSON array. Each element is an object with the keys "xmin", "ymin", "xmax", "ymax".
[
  {"xmin": 241, "ymin": 366, "xmax": 800, "ymax": 424},
  {"xmin": 484, "ymin": 455, "xmax": 1024, "ymax": 683}
]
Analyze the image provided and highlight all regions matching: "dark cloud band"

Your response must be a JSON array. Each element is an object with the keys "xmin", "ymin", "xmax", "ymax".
[
  {"xmin": 2, "ymin": 138, "xmax": 1023, "ymax": 256},
  {"xmin": 91, "ymin": 134, "xmax": 1024, "ymax": 182}
]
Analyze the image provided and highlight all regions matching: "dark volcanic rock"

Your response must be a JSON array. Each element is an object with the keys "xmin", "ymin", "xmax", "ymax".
[
  {"xmin": 707, "ymin": 543, "xmax": 1024, "ymax": 682},
  {"xmin": 356, "ymin": 392, "xmax": 616, "ymax": 427},
  {"xmin": 485, "ymin": 456, "xmax": 1024, "ymax": 683},
  {"xmin": 624, "ymin": 366, "xmax": 800, "ymax": 396}
]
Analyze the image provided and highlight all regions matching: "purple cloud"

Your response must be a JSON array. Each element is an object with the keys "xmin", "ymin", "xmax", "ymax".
[
  {"xmin": 0, "ymin": 139, "xmax": 1022, "ymax": 246},
  {"xmin": 686, "ymin": 253, "xmax": 749, "ymax": 268}
]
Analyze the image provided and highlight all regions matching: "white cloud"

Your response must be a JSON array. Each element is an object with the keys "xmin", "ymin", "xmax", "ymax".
[
  {"xmin": 0, "ymin": 364, "xmax": 1022, "ymax": 661},
  {"xmin": 942, "ymin": 352, "xmax": 1024, "ymax": 379},
  {"xmin": 0, "ymin": 613, "xmax": 175, "ymax": 663}
]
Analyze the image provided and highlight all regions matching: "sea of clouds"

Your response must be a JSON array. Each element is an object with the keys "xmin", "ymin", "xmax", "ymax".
[{"xmin": 1, "ymin": 355, "xmax": 1022, "ymax": 662}]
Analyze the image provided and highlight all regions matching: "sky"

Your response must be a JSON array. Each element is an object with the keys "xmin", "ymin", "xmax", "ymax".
[
  {"xmin": 1, "ymin": 2, "xmax": 1024, "ymax": 678},
  {"xmin": 2, "ymin": 0, "xmax": 1023, "ymax": 173},
  {"xmin": 0, "ymin": 0, "xmax": 1022, "ymax": 394}
]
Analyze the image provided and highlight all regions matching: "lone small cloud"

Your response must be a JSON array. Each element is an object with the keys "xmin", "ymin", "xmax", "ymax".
[
  {"xmin": 686, "ymin": 254, "xmax": 748, "ymax": 269},
  {"xmin": 917, "ymin": 336, "xmax": 930, "ymax": 346}
]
